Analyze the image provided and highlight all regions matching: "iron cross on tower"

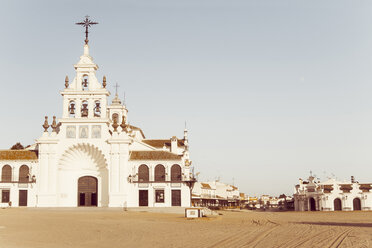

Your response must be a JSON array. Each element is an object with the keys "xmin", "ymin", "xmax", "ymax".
[
  {"xmin": 114, "ymin": 83, "xmax": 120, "ymax": 96},
  {"xmin": 76, "ymin": 15, "xmax": 98, "ymax": 45}
]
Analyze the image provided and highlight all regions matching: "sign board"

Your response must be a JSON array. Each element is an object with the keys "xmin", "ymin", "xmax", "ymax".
[
  {"xmin": 171, "ymin": 183, "xmax": 181, "ymax": 188},
  {"xmin": 18, "ymin": 184, "xmax": 28, "ymax": 189},
  {"xmin": 185, "ymin": 208, "xmax": 202, "ymax": 218},
  {"xmin": 138, "ymin": 183, "xmax": 149, "ymax": 188}
]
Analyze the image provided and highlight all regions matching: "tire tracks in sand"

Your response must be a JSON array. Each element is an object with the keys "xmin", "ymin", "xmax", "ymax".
[
  {"xmin": 204, "ymin": 219, "xmax": 280, "ymax": 248},
  {"xmin": 279, "ymin": 225, "xmax": 351, "ymax": 248},
  {"xmin": 241, "ymin": 224, "xmax": 280, "ymax": 247},
  {"xmin": 328, "ymin": 228, "xmax": 352, "ymax": 248}
]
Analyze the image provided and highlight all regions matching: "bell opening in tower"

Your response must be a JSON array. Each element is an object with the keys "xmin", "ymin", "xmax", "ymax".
[{"xmin": 82, "ymin": 75, "xmax": 89, "ymax": 91}]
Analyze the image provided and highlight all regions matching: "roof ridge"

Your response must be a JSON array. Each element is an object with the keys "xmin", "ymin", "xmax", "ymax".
[{"xmin": 129, "ymin": 150, "xmax": 181, "ymax": 161}]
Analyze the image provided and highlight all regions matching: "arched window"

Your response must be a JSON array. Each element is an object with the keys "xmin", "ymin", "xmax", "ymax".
[
  {"xmin": 81, "ymin": 100, "xmax": 88, "ymax": 117},
  {"xmin": 68, "ymin": 100, "xmax": 76, "ymax": 117},
  {"xmin": 82, "ymin": 75, "xmax": 89, "ymax": 91},
  {"xmin": 138, "ymin": 164, "xmax": 149, "ymax": 182},
  {"xmin": 19, "ymin": 165, "xmax": 29, "ymax": 183},
  {"xmin": 171, "ymin": 164, "xmax": 182, "ymax": 182},
  {"xmin": 155, "ymin": 164, "xmax": 165, "ymax": 182},
  {"xmin": 1, "ymin": 165, "xmax": 11, "ymax": 182},
  {"xmin": 94, "ymin": 100, "xmax": 101, "ymax": 117}
]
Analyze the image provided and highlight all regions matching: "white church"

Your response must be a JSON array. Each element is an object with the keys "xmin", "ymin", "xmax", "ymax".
[
  {"xmin": 294, "ymin": 175, "xmax": 372, "ymax": 211},
  {"xmin": 0, "ymin": 20, "xmax": 194, "ymax": 208}
]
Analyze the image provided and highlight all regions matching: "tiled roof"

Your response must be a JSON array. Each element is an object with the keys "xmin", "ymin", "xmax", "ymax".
[
  {"xmin": 129, "ymin": 151, "xmax": 181, "ymax": 161},
  {"xmin": 142, "ymin": 139, "xmax": 185, "ymax": 148},
  {"xmin": 359, "ymin": 184, "xmax": 372, "ymax": 192},
  {"xmin": 231, "ymin": 185, "xmax": 238, "ymax": 190},
  {"xmin": 201, "ymin": 183, "xmax": 212, "ymax": 189},
  {"xmin": 0, "ymin": 150, "xmax": 38, "ymax": 161},
  {"xmin": 323, "ymin": 185, "xmax": 334, "ymax": 193}
]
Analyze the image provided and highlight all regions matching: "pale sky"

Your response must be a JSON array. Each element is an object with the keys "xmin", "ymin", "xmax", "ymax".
[{"xmin": 1, "ymin": 0, "xmax": 372, "ymax": 196}]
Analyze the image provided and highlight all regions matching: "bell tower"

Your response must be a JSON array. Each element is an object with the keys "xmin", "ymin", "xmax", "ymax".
[
  {"xmin": 36, "ymin": 16, "xmax": 137, "ymax": 208},
  {"xmin": 61, "ymin": 44, "xmax": 109, "ymax": 120}
]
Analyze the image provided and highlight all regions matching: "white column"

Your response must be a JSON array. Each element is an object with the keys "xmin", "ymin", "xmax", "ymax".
[
  {"xmin": 101, "ymin": 96, "xmax": 107, "ymax": 118},
  {"xmin": 148, "ymin": 187, "xmax": 154, "ymax": 207},
  {"xmin": 36, "ymin": 134, "xmax": 59, "ymax": 207},
  {"xmin": 108, "ymin": 141, "xmax": 120, "ymax": 207},
  {"xmin": 119, "ymin": 143, "xmax": 128, "ymax": 192},
  {"xmin": 110, "ymin": 152, "xmax": 119, "ymax": 193},
  {"xmin": 63, "ymin": 97, "xmax": 69, "ymax": 118},
  {"xmin": 38, "ymin": 148, "xmax": 49, "ymax": 194},
  {"xmin": 108, "ymin": 135, "xmax": 130, "ymax": 207},
  {"xmin": 47, "ymin": 144, "xmax": 57, "ymax": 206}
]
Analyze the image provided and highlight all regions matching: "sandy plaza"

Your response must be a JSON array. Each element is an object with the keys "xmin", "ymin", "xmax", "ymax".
[
  {"xmin": 0, "ymin": 208, "xmax": 372, "ymax": 248},
  {"xmin": 3, "ymin": 1, "xmax": 372, "ymax": 248}
]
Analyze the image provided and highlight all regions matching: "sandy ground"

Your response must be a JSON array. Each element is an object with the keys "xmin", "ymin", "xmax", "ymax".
[{"xmin": 1, "ymin": 208, "xmax": 372, "ymax": 248}]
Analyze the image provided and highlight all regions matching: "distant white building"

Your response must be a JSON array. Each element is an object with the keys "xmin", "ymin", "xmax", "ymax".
[
  {"xmin": 294, "ymin": 175, "xmax": 370, "ymax": 211},
  {"xmin": 0, "ymin": 32, "xmax": 194, "ymax": 208},
  {"xmin": 192, "ymin": 181, "xmax": 240, "ymax": 207}
]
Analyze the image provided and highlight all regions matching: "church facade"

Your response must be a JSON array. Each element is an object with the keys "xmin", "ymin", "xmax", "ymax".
[
  {"xmin": 294, "ymin": 175, "xmax": 372, "ymax": 211},
  {"xmin": 0, "ymin": 41, "xmax": 194, "ymax": 208}
]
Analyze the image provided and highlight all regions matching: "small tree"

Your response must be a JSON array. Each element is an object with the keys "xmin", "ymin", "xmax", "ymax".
[
  {"xmin": 279, "ymin": 194, "xmax": 286, "ymax": 199},
  {"xmin": 10, "ymin": 142, "xmax": 24, "ymax": 150}
]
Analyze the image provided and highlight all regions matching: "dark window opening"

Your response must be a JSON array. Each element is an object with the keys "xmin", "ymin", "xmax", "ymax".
[
  {"xmin": 1, "ymin": 190, "xmax": 10, "ymax": 203},
  {"xmin": 155, "ymin": 190, "xmax": 165, "ymax": 203},
  {"xmin": 19, "ymin": 165, "xmax": 29, "ymax": 183},
  {"xmin": 82, "ymin": 75, "xmax": 89, "ymax": 91},
  {"xmin": 69, "ymin": 101, "xmax": 76, "ymax": 117},
  {"xmin": 171, "ymin": 164, "xmax": 182, "ymax": 182},
  {"xmin": 1, "ymin": 165, "xmax": 11, "ymax": 182},
  {"xmin": 81, "ymin": 100, "xmax": 88, "ymax": 117},
  {"xmin": 138, "ymin": 164, "xmax": 149, "ymax": 182},
  {"xmin": 94, "ymin": 101, "xmax": 101, "ymax": 117},
  {"xmin": 172, "ymin": 190, "xmax": 181, "ymax": 206},
  {"xmin": 155, "ymin": 164, "xmax": 165, "ymax": 182},
  {"xmin": 139, "ymin": 190, "xmax": 148, "ymax": 206}
]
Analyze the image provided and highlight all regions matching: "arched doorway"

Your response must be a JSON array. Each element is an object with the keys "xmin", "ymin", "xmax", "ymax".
[
  {"xmin": 353, "ymin": 198, "xmax": 361, "ymax": 210},
  {"xmin": 334, "ymin": 198, "xmax": 342, "ymax": 211},
  {"xmin": 309, "ymin": 197, "xmax": 316, "ymax": 211},
  {"xmin": 78, "ymin": 176, "xmax": 98, "ymax": 207}
]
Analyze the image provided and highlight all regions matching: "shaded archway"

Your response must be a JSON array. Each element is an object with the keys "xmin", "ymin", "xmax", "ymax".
[
  {"xmin": 19, "ymin": 165, "xmax": 29, "ymax": 183},
  {"xmin": 334, "ymin": 198, "xmax": 342, "ymax": 211},
  {"xmin": 138, "ymin": 164, "xmax": 149, "ymax": 182},
  {"xmin": 353, "ymin": 198, "xmax": 361, "ymax": 211},
  {"xmin": 171, "ymin": 164, "xmax": 182, "ymax": 182},
  {"xmin": 78, "ymin": 176, "xmax": 98, "ymax": 206},
  {"xmin": 309, "ymin": 197, "xmax": 316, "ymax": 211},
  {"xmin": 154, "ymin": 164, "xmax": 165, "ymax": 182},
  {"xmin": 1, "ymin": 165, "xmax": 11, "ymax": 182}
]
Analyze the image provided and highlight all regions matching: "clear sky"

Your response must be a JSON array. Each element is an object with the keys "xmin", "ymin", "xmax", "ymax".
[{"xmin": 1, "ymin": 0, "xmax": 372, "ymax": 196}]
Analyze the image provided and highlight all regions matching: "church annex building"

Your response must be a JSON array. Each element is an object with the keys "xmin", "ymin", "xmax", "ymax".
[{"xmin": 0, "ymin": 26, "xmax": 194, "ymax": 208}]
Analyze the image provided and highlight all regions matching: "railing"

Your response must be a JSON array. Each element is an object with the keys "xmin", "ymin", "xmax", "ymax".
[
  {"xmin": 133, "ymin": 180, "xmax": 184, "ymax": 183},
  {"xmin": 0, "ymin": 180, "xmax": 35, "ymax": 183}
]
